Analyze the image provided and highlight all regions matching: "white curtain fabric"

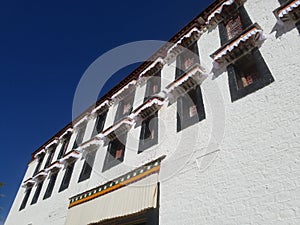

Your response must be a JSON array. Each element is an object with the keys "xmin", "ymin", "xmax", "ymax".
[{"xmin": 64, "ymin": 173, "xmax": 158, "ymax": 225}]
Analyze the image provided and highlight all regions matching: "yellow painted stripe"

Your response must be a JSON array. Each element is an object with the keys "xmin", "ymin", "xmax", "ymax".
[{"xmin": 69, "ymin": 165, "xmax": 160, "ymax": 208}]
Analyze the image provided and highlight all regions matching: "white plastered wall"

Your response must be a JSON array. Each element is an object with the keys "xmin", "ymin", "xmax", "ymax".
[{"xmin": 5, "ymin": 0, "xmax": 300, "ymax": 224}]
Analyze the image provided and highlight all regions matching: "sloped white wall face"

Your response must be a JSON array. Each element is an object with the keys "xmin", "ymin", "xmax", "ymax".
[
  {"xmin": 5, "ymin": 0, "xmax": 300, "ymax": 224},
  {"xmin": 159, "ymin": 0, "xmax": 300, "ymax": 224}
]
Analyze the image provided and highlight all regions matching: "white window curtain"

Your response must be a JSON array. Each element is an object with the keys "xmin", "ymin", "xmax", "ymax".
[{"xmin": 65, "ymin": 172, "xmax": 158, "ymax": 225}]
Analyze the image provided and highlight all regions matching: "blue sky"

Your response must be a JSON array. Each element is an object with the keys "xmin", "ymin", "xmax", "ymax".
[{"xmin": 0, "ymin": 0, "xmax": 214, "ymax": 223}]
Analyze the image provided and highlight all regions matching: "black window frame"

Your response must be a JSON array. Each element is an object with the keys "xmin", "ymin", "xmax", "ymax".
[
  {"xmin": 227, "ymin": 48, "xmax": 274, "ymax": 101},
  {"xmin": 30, "ymin": 181, "xmax": 44, "ymax": 205},
  {"xmin": 175, "ymin": 42, "xmax": 206, "ymax": 132},
  {"xmin": 33, "ymin": 153, "xmax": 45, "ymax": 176},
  {"xmin": 218, "ymin": 5, "xmax": 253, "ymax": 46},
  {"xmin": 218, "ymin": 5, "xmax": 274, "ymax": 102},
  {"xmin": 78, "ymin": 151, "xmax": 96, "ymax": 183},
  {"xmin": 44, "ymin": 146, "xmax": 56, "ymax": 169},
  {"xmin": 296, "ymin": 20, "xmax": 300, "ymax": 34},
  {"xmin": 72, "ymin": 122, "xmax": 87, "ymax": 150},
  {"xmin": 144, "ymin": 72, "xmax": 161, "ymax": 100},
  {"xmin": 57, "ymin": 134, "xmax": 71, "ymax": 160},
  {"xmin": 58, "ymin": 162, "xmax": 75, "ymax": 192},
  {"xmin": 177, "ymin": 85, "xmax": 205, "ymax": 132},
  {"xmin": 103, "ymin": 91, "xmax": 135, "ymax": 171},
  {"xmin": 92, "ymin": 109, "xmax": 108, "ymax": 137},
  {"xmin": 43, "ymin": 172, "xmax": 58, "ymax": 200},
  {"xmin": 19, "ymin": 187, "xmax": 32, "ymax": 211},
  {"xmin": 278, "ymin": 0, "xmax": 289, "ymax": 4},
  {"xmin": 102, "ymin": 134, "xmax": 127, "ymax": 172},
  {"xmin": 138, "ymin": 72, "xmax": 161, "ymax": 152},
  {"xmin": 175, "ymin": 42, "xmax": 200, "ymax": 79},
  {"xmin": 138, "ymin": 113, "xmax": 159, "ymax": 153},
  {"xmin": 115, "ymin": 92, "xmax": 135, "ymax": 122}
]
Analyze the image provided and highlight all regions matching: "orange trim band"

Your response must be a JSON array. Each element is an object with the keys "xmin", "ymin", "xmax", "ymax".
[{"xmin": 69, "ymin": 165, "xmax": 160, "ymax": 208}]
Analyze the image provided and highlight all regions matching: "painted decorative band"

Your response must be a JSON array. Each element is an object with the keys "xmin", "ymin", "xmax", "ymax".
[{"xmin": 68, "ymin": 156, "xmax": 164, "ymax": 209}]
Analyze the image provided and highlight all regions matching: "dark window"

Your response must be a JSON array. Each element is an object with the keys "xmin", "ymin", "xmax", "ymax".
[
  {"xmin": 144, "ymin": 72, "xmax": 161, "ymax": 100},
  {"xmin": 139, "ymin": 113, "xmax": 159, "ymax": 152},
  {"xmin": 33, "ymin": 153, "xmax": 45, "ymax": 176},
  {"xmin": 175, "ymin": 42, "xmax": 200, "ymax": 79},
  {"xmin": 177, "ymin": 86, "xmax": 205, "ymax": 132},
  {"xmin": 225, "ymin": 15, "xmax": 244, "ymax": 39},
  {"xmin": 227, "ymin": 48, "xmax": 274, "ymax": 101},
  {"xmin": 296, "ymin": 20, "xmax": 300, "ymax": 34},
  {"xmin": 218, "ymin": 22, "xmax": 229, "ymax": 46},
  {"xmin": 73, "ymin": 123, "xmax": 87, "ymax": 149},
  {"xmin": 44, "ymin": 147, "xmax": 56, "ymax": 169},
  {"xmin": 278, "ymin": 0, "xmax": 289, "ymax": 4},
  {"xmin": 19, "ymin": 187, "xmax": 32, "ymax": 211},
  {"xmin": 78, "ymin": 151, "xmax": 96, "ymax": 183},
  {"xmin": 218, "ymin": 6, "xmax": 274, "ymax": 101},
  {"xmin": 92, "ymin": 110, "xmax": 108, "ymax": 136},
  {"xmin": 115, "ymin": 92, "xmax": 135, "ymax": 122},
  {"xmin": 218, "ymin": 5, "xmax": 253, "ymax": 45},
  {"xmin": 59, "ymin": 162, "xmax": 75, "ymax": 192},
  {"xmin": 43, "ymin": 172, "xmax": 58, "ymax": 199},
  {"xmin": 30, "ymin": 181, "xmax": 44, "ymax": 205},
  {"xmin": 102, "ymin": 134, "xmax": 126, "ymax": 172},
  {"xmin": 233, "ymin": 53, "xmax": 259, "ymax": 90},
  {"xmin": 57, "ymin": 134, "xmax": 71, "ymax": 160},
  {"xmin": 102, "ymin": 91, "xmax": 135, "ymax": 171},
  {"xmin": 138, "ymin": 72, "xmax": 161, "ymax": 152},
  {"xmin": 175, "ymin": 42, "xmax": 205, "ymax": 132}
]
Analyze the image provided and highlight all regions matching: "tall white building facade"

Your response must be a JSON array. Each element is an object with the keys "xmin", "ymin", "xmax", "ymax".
[{"xmin": 5, "ymin": 0, "xmax": 300, "ymax": 224}]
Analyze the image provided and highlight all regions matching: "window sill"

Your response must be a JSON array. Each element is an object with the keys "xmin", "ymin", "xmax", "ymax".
[
  {"xmin": 132, "ymin": 97, "xmax": 165, "ymax": 124},
  {"xmin": 210, "ymin": 23, "xmax": 265, "ymax": 68},
  {"xmin": 138, "ymin": 58, "xmax": 164, "ymax": 85},
  {"xmin": 101, "ymin": 118, "xmax": 135, "ymax": 144},
  {"xmin": 205, "ymin": 0, "xmax": 246, "ymax": 26},
  {"xmin": 165, "ymin": 26, "xmax": 202, "ymax": 63},
  {"xmin": 32, "ymin": 170, "xmax": 48, "ymax": 182},
  {"xmin": 45, "ymin": 160, "xmax": 63, "ymax": 173},
  {"xmin": 23, "ymin": 164, "xmax": 60, "ymax": 188},
  {"xmin": 273, "ymin": 0, "xmax": 300, "ymax": 22},
  {"xmin": 165, "ymin": 63, "xmax": 207, "ymax": 103},
  {"xmin": 59, "ymin": 150, "xmax": 81, "ymax": 164},
  {"xmin": 111, "ymin": 80, "xmax": 137, "ymax": 103},
  {"xmin": 77, "ymin": 137, "xmax": 103, "ymax": 156},
  {"xmin": 91, "ymin": 100, "xmax": 110, "ymax": 115},
  {"xmin": 59, "ymin": 127, "xmax": 73, "ymax": 140},
  {"xmin": 22, "ymin": 178, "xmax": 35, "ymax": 188}
]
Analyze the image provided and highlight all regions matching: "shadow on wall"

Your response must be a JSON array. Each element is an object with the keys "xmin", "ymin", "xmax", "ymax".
[
  {"xmin": 271, "ymin": 20, "xmax": 300, "ymax": 38},
  {"xmin": 211, "ymin": 65, "xmax": 227, "ymax": 79},
  {"xmin": 207, "ymin": 23, "xmax": 218, "ymax": 34}
]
